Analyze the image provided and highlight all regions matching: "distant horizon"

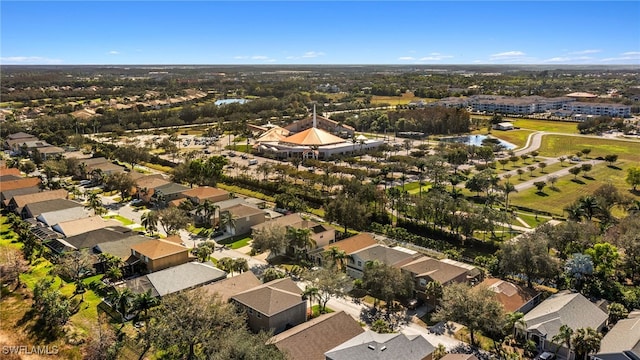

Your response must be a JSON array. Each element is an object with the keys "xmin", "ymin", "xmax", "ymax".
[{"xmin": 2, "ymin": 1, "xmax": 639, "ymax": 66}]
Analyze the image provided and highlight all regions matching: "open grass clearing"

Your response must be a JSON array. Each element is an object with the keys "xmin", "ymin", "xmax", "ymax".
[
  {"xmin": 509, "ymin": 162, "xmax": 639, "ymax": 216},
  {"xmin": 538, "ymin": 134, "xmax": 640, "ymax": 163},
  {"xmin": 511, "ymin": 119, "xmax": 581, "ymax": 134},
  {"xmin": 490, "ymin": 129, "xmax": 534, "ymax": 148}
]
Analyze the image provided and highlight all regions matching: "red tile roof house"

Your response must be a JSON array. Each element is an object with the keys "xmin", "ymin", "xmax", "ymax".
[
  {"xmin": 230, "ymin": 277, "xmax": 307, "ymax": 334},
  {"xmin": 130, "ymin": 238, "xmax": 191, "ymax": 272},
  {"xmin": 480, "ymin": 278, "xmax": 540, "ymax": 314},
  {"xmin": 0, "ymin": 177, "xmax": 42, "ymax": 194},
  {"xmin": 271, "ymin": 311, "xmax": 365, "ymax": 360}
]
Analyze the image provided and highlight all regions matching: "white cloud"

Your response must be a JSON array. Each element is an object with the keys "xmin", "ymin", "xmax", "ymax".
[
  {"xmin": 108, "ymin": 50, "xmax": 120, "ymax": 55},
  {"xmin": 0, "ymin": 56, "xmax": 63, "ymax": 64},
  {"xmin": 252, "ymin": 55, "xmax": 269, "ymax": 60},
  {"xmin": 491, "ymin": 51, "xmax": 525, "ymax": 58},
  {"xmin": 622, "ymin": 51, "xmax": 640, "ymax": 56},
  {"xmin": 233, "ymin": 56, "xmax": 249, "ymax": 59},
  {"xmin": 419, "ymin": 54, "xmax": 453, "ymax": 61},
  {"xmin": 301, "ymin": 51, "xmax": 325, "ymax": 58},
  {"xmin": 569, "ymin": 49, "xmax": 601, "ymax": 55},
  {"xmin": 398, "ymin": 56, "xmax": 415, "ymax": 61},
  {"xmin": 542, "ymin": 57, "xmax": 571, "ymax": 63}
]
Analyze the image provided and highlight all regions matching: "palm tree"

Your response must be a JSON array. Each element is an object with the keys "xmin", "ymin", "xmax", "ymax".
[
  {"xmin": 86, "ymin": 192, "xmax": 106, "ymax": 215},
  {"xmin": 551, "ymin": 324, "xmax": 573, "ymax": 358},
  {"xmin": 110, "ymin": 287, "xmax": 133, "ymax": 320},
  {"xmin": 303, "ymin": 285, "xmax": 319, "ymax": 318},
  {"xmin": 327, "ymin": 246, "xmax": 347, "ymax": 270},
  {"xmin": 141, "ymin": 211, "xmax": 159, "ymax": 235},
  {"xmin": 505, "ymin": 311, "xmax": 526, "ymax": 339},
  {"xmin": 433, "ymin": 344, "xmax": 447, "ymax": 360},
  {"xmin": 424, "ymin": 280, "xmax": 443, "ymax": 307},
  {"xmin": 219, "ymin": 210, "xmax": 236, "ymax": 235},
  {"xmin": 286, "ymin": 227, "xmax": 315, "ymax": 261},
  {"xmin": 578, "ymin": 195, "xmax": 601, "ymax": 221},
  {"xmin": 196, "ymin": 199, "xmax": 218, "ymax": 228},
  {"xmin": 572, "ymin": 327, "xmax": 602, "ymax": 360}
]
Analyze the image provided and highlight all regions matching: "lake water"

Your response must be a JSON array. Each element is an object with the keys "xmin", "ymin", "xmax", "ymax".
[
  {"xmin": 214, "ymin": 98, "xmax": 249, "ymax": 106},
  {"xmin": 441, "ymin": 135, "xmax": 517, "ymax": 150}
]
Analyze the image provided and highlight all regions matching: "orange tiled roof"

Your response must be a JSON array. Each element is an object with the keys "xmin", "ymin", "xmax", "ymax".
[{"xmin": 281, "ymin": 127, "xmax": 345, "ymax": 146}]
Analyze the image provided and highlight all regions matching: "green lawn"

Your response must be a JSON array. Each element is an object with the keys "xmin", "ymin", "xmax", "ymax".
[
  {"xmin": 103, "ymin": 214, "xmax": 135, "ymax": 225},
  {"xmin": 216, "ymin": 183, "xmax": 275, "ymax": 202},
  {"xmin": 511, "ymin": 119, "xmax": 581, "ymax": 134},
  {"xmin": 538, "ymin": 135, "xmax": 640, "ymax": 163},
  {"xmin": 219, "ymin": 236, "xmax": 251, "ymax": 249},
  {"xmin": 509, "ymin": 162, "xmax": 639, "ymax": 216},
  {"xmin": 491, "ymin": 129, "xmax": 534, "ymax": 148}
]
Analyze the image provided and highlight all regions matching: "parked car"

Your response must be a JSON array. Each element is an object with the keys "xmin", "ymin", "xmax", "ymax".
[{"xmin": 537, "ymin": 352, "xmax": 555, "ymax": 360}]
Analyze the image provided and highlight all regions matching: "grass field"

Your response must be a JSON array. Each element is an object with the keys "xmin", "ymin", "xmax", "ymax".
[
  {"xmin": 509, "ymin": 162, "xmax": 639, "ymax": 216},
  {"xmin": 103, "ymin": 214, "xmax": 135, "ymax": 225},
  {"xmin": 538, "ymin": 134, "xmax": 640, "ymax": 163},
  {"xmin": 511, "ymin": 119, "xmax": 581, "ymax": 134},
  {"xmin": 490, "ymin": 129, "xmax": 534, "ymax": 148}
]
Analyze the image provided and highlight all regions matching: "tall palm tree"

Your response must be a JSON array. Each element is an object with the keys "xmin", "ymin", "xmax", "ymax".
[
  {"xmin": 219, "ymin": 210, "xmax": 236, "ymax": 235},
  {"xmin": 327, "ymin": 246, "xmax": 347, "ymax": 270},
  {"xmin": 196, "ymin": 199, "xmax": 218, "ymax": 228},
  {"xmin": 505, "ymin": 311, "xmax": 526, "ymax": 339},
  {"xmin": 286, "ymin": 227, "xmax": 315, "ymax": 260},
  {"xmin": 551, "ymin": 324, "xmax": 574, "ymax": 358},
  {"xmin": 303, "ymin": 285, "xmax": 319, "ymax": 318},
  {"xmin": 572, "ymin": 327, "xmax": 602, "ymax": 360},
  {"xmin": 141, "ymin": 211, "xmax": 159, "ymax": 235},
  {"xmin": 578, "ymin": 195, "xmax": 601, "ymax": 221}
]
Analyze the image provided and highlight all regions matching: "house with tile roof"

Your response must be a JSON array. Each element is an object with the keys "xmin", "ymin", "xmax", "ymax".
[
  {"xmin": 271, "ymin": 311, "xmax": 364, "ymax": 360},
  {"xmin": 520, "ymin": 291, "xmax": 608, "ymax": 358},
  {"xmin": 201, "ymin": 271, "xmax": 262, "ymax": 302},
  {"xmin": 401, "ymin": 256, "xmax": 482, "ymax": 302},
  {"xmin": 480, "ymin": 278, "xmax": 540, "ymax": 313},
  {"xmin": 124, "ymin": 261, "xmax": 227, "ymax": 297},
  {"xmin": 1, "ymin": 177, "xmax": 42, "ymax": 196},
  {"xmin": 8, "ymin": 189, "xmax": 67, "ymax": 213},
  {"xmin": 231, "ymin": 277, "xmax": 306, "ymax": 334},
  {"xmin": 324, "ymin": 330, "xmax": 435, "ymax": 360},
  {"xmin": 595, "ymin": 312, "xmax": 640, "ymax": 360},
  {"xmin": 346, "ymin": 244, "xmax": 419, "ymax": 279},
  {"xmin": 130, "ymin": 238, "xmax": 191, "ymax": 272}
]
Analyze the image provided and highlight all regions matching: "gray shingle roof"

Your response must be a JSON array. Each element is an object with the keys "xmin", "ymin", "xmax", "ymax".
[
  {"xmin": 22, "ymin": 198, "xmax": 82, "ymax": 218},
  {"xmin": 523, "ymin": 291, "xmax": 607, "ymax": 339},
  {"xmin": 231, "ymin": 277, "xmax": 303, "ymax": 316},
  {"xmin": 127, "ymin": 261, "xmax": 227, "ymax": 297},
  {"xmin": 352, "ymin": 244, "xmax": 417, "ymax": 267},
  {"xmin": 37, "ymin": 206, "xmax": 90, "ymax": 226},
  {"xmin": 325, "ymin": 330, "xmax": 435, "ymax": 360},
  {"xmin": 599, "ymin": 315, "xmax": 640, "ymax": 354}
]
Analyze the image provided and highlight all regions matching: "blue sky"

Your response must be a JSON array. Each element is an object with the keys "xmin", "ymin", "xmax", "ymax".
[{"xmin": 2, "ymin": 1, "xmax": 639, "ymax": 65}]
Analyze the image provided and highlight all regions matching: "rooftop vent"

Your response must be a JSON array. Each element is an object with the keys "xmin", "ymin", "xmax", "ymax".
[
  {"xmin": 381, "ymin": 346, "xmax": 387, "ymax": 351},
  {"xmin": 368, "ymin": 345, "xmax": 375, "ymax": 350}
]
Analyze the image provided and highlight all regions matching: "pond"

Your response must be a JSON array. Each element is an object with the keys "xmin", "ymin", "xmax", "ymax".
[
  {"xmin": 214, "ymin": 98, "xmax": 249, "ymax": 106},
  {"xmin": 440, "ymin": 135, "xmax": 517, "ymax": 150}
]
